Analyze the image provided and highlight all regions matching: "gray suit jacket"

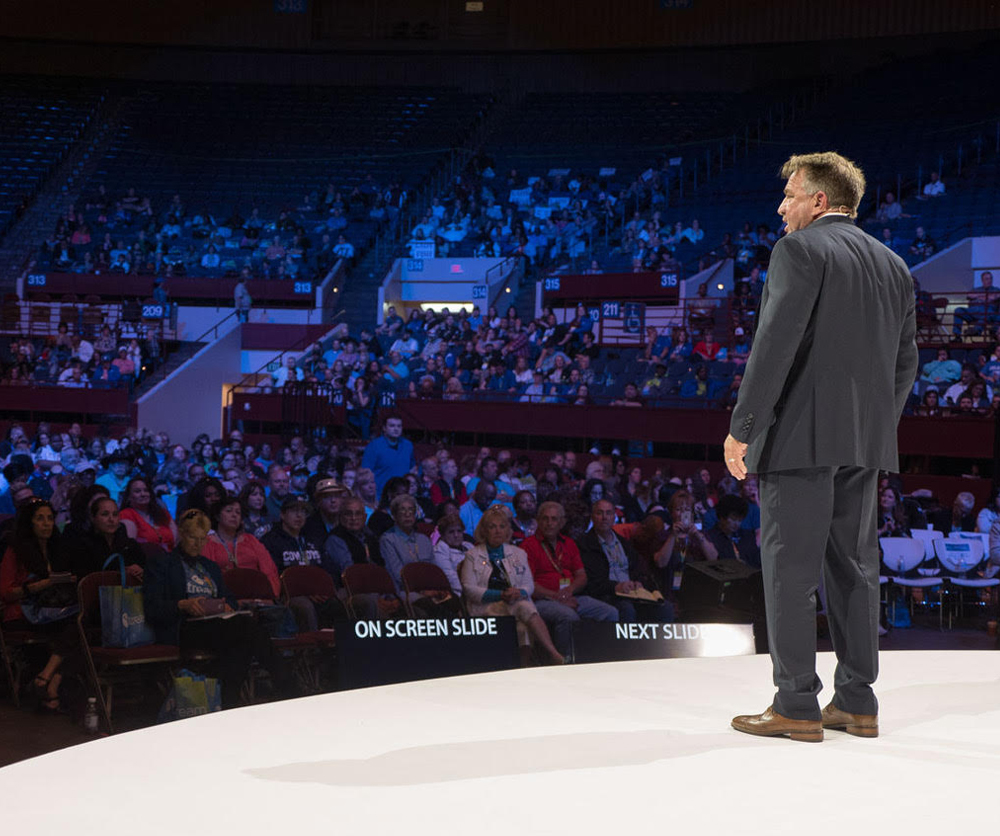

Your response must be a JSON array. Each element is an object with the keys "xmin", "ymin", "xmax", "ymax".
[{"xmin": 730, "ymin": 215, "xmax": 918, "ymax": 473}]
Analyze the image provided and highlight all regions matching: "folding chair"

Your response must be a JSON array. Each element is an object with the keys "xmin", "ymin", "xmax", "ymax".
[
  {"xmin": 341, "ymin": 563, "xmax": 399, "ymax": 620},
  {"xmin": 401, "ymin": 561, "xmax": 467, "ymax": 618},
  {"xmin": 935, "ymin": 538, "xmax": 998, "ymax": 628},
  {"xmin": 77, "ymin": 572, "xmax": 181, "ymax": 734},
  {"xmin": 277, "ymin": 566, "xmax": 338, "ymax": 691},
  {"xmin": 881, "ymin": 537, "xmax": 941, "ymax": 626},
  {"xmin": 911, "ymin": 528, "xmax": 943, "ymax": 561},
  {"xmin": 0, "ymin": 605, "xmax": 49, "ymax": 707},
  {"xmin": 223, "ymin": 567, "xmax": 275, "ymax": 602}
]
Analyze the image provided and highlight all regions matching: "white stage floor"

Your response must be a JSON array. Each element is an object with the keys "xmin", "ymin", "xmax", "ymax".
[{"xmin": 2, "ymin": 650, "xmax": 999, "ymax": 835}]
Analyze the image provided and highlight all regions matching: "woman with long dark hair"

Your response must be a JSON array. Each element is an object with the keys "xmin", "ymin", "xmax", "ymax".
[
  {"xmin": 66, "ymin": 495, "xmax": 146, "ymax": 580},
  {"xmin": 119, "ymin": 476, "xmax": 177, "ymax": 550},
  {"xmin": 238, "ymin": 481, "xmax": 272, "ymax": 537},
  {"xmin": 0, "ymin": 499, "xmax": 76, "ymax": 712},
  {"xmin": 181, "ymin": 475, "xmax": 227, "ymax": 520}
]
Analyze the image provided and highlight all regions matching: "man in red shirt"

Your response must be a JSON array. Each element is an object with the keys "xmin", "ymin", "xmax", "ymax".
[{"xmin": 522, "ymin": 501, "xmax": 618, "ymax": 656}]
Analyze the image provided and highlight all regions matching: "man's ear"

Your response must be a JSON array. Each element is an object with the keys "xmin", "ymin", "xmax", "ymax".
[{"xmin": 813, "ymin": 190, "xmax": 830, "ymax": 212}]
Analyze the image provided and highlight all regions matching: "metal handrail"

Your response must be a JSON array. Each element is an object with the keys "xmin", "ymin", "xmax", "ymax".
[{"xmin": 133, "ymin": 308, "xmax": 240, "ymax": 393}]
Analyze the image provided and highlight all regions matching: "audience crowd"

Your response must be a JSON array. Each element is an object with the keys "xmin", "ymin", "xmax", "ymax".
[
  {"xmin": 2, "ymin": 322, "xmax": 158, "ymax": 389},
  {"xmin": 2, "ymin": 410, "xmax": 997, "ymax": 724},
  {"xmin": 35, "ymin": 178, "xmax": 403, "ymax": 281}
]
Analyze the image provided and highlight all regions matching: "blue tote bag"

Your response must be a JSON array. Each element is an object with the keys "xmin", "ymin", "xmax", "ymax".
[{"xmin": 99, "ymin": 554, "xmax": 156, "ymax": 648}]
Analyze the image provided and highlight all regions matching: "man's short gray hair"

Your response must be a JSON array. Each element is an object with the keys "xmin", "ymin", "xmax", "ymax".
[{"xmin": 780, "ymin": 151, "xmax": 866, "ymax": 218}]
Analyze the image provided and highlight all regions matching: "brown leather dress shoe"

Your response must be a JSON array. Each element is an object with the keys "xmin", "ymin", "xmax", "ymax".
[
  {"xmin": 821, "ymin": 703, "xmax": 879, "ymax": 738},
  {"xmin": 731, "ymin": 706, "xmax": 823, "ymax": 742}
]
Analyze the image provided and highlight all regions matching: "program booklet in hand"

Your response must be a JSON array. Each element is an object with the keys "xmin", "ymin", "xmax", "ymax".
[{"xmin": 615, "ymin": 587, "xmax": 665, "ymax": 603}]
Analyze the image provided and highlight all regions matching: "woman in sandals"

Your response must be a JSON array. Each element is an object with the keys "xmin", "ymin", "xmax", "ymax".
[{"xmin": 0, "ymin": 499, "xmax": 78, "ymax": 713}]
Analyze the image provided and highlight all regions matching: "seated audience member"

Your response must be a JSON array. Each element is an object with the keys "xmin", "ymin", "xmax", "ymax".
[
  {"xmin": 264, "ymin": 462, "xmax": 293, "ymax": 520},
  {"xmin": 876, "ymin": 487, "xmax": 911, "ymax": 539},
  {"xmin": 178, "ymin": 475, "xmax": 226, "ymax": 520},
  {"xmin": 429, "ymin": 457, "xmax": 468, "ymax": 506},
  {"xmin": 920, "ymin": 348, "xmax": 962, "ymax": 385},
  {"xmin": 944, "ymin": 365, "xmax": 993, "ymax": 405},
  {"xmin": 578, "ymin": 499, "xmax": 674, "ymax": 623},
  {"xmin": 60, "ymin": 483, "xmax": 111, "ymax": 542},
  {"xmin": 977, "ymin": 485, "xmax": 1000, "ymax": 534},
  {"xmin": 931, "ymin": 491, "xmax": 978, "ymax": 535},
  {"xmin": 353, "ymin": 467, "xmax": 380, "ymax": 519},
  {"xmin": 466, "ymin": 456, "xmax": 515, "ymax": 504},
  {"xmin": 988, "ymin": 515, "xmax": 1000, "ymax": 577},
  {"xmin": 66, "ymin": 496, "xmax": 145, "ymax": 579},
  {"xmin": 260, "ymin": 496, "xmax": 345, "ymax": 629},
  {"xmin": 522, "ymin": 501, "xmax": 618, "ymax": 655},
  {"xmin": 367, "ymin": 476, "xmax": 412, "ymax": 538},
  {"xmin": 326, "ymin": 496, "xmax": 397, "ymax": 620},
  {"xmin": 641, "ymin": 363, "xmax": 670, "ymax": 399},
  {"xmin": 302, "ymin": 478, "xmax": 349, "ymax": 553},
  {"xmin": 875, "ymin": 191, "xmax": 903, "ymax": 223},
  {"xmin": 326, "ymin": 497, "xmax": 383, "ymax": 577},
  {"xmin": 0, "ymin": 499, "xmax": 77, "ymax": 713},
  {"xmin": 921, "ymin": 171, "xmax": 945, "ymax": 198},
  {"xmin": 239, "ymin": 481, "xmax": 273, "ymax": 537},
  {"xmin": 203, "ymin": 496, "xmax": 280, "ymax": 597},
  {"xmin": 119, "ymin": 476, "xmax": 177, "ymax": 550},
  {"xmin": 460, "ymin": 505, "xmax": 565, "ymax": 664},
  {"xmin": 702, "ymin": 495, "xmax": 761, "ymax": 567},
  {"xmin": 952, "ymin": 272, "xmax": 999, "ymax": 338},
  {"xmin": 510, "ymin": 490, "xmax": 538, "ymax": 542},
  {"xmin": 143, "ymin": 509, "xmax": 288, "ymax": 708},
  {"xmin": 611, "ymin": 382, "xmax": 644, "ymax": 407},
  {"xmin": 379, "ymin": 494, "xmax": 448, "ymax": 611},
  {"xmin": 651, "ymin": 490, "xmax": 718, "ymax": 593},
  {"xmin": 680, "ymin": 365, "xmax": 713, "ymax": 399},
  {"xmin": 691, "ymin": 332, "xmax": 722, "ymax": 362},
  {"xmin": 909, "ymin": 226, "xmax": 935, "ymax": 260},
  {"xmin": 432, "ymin": 512, "xmax": 472, "ymax": 595},
  {"xmin": 460, "ymin": 480, "xmax": 499, "ymax": 536},
  {"xmin": 96, "ymin": 451, "xmax": 131, "ymax": 498},
  {"xmin": 917, "ymin": 388, "xmax": 942, "ymax": 416}
]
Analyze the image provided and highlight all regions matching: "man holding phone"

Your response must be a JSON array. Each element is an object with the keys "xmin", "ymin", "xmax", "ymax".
[{"xmin": 724, "ymin": 152, "xmax": 917, "ymax": 742}]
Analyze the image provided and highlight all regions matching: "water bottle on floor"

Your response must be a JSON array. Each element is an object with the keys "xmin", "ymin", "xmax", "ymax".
[{"xmin": 83, "ymin": 697, "xmax": 100, "ymax": 734}]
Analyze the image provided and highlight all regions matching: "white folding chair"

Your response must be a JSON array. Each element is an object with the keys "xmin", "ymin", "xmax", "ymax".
[
  {"xmin": 935, "ymin": 537, "xmax": 998, "ymax": 628},
  {"xmin": 911, "ymin": 528, "xmax": 944, "ymax": 561},
  {"xmin": 881, "ymin": 537, "xmax": 941, "ymax": 627},
  {"xmin": 947, "ymin": 530, "xmax": 990, "ymax": 554}
]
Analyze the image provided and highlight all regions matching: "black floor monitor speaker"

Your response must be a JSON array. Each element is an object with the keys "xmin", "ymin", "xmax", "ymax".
[{"xmin": 679, "ymin": 559, "xmax": 768, "ymax": 652}]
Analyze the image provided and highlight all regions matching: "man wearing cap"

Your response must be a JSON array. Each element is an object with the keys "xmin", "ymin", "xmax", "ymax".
[
  {"xmin": 112, "ymin": 346, "xmax": 135, "ymax": 377},
  {"xmin": 96, "ymin": 451, "xmax": 131, "ymax": 499},
  {"xmin": 75, "ymin": 459, "xmax": 98, "ymax": 488},
  {"xmin": 289, "ymin": 464, "xmax": 310, "ymax": 498},
  {"xmin": 260, "ymin": 495, "xmax": 346, "ymax": 630},
  {"xmin": 303, "ymin": 478, "xmax": 349, "ymax": 553}
]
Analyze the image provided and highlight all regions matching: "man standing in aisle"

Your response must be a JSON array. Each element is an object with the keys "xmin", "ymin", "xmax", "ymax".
[
  {"xmin": 361, "ymin": 413, "xmax": 415, "ymax": 496},
  {"xmin": 724, "ymin": 152, "xmax": 917, "ymax": 742}
]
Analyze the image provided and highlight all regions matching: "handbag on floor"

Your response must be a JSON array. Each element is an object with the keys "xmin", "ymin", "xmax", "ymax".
[{"xmin": 157, "ymin": 669, "xmax": 222, "ymax": 723}]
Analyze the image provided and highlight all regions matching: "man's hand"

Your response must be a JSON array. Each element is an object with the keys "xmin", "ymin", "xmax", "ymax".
[
  {"xmin": 724, "ymin": 433, "xmax": 749, "ymax": 480},
  {"xmin": 615, "ymin": 581, "xmax": 641, "ymax": 594}
]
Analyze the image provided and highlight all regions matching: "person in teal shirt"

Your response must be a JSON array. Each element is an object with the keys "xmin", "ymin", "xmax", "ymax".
[{"xmin": 919, "ymin": 348, "xmax": 962, "ymax": 386}]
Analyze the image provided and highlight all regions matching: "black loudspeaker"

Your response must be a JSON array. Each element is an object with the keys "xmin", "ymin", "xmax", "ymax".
[
  {"xmin": 679, "ymin": 559, "xmax": 768, "ymax": 652},
  {"xmin": 680, "ymin": 559, "xmax": 763, "ymax": 611}
]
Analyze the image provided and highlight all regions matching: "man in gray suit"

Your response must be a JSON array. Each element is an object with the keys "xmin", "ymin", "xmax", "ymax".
[{"xmin": 724, "ymin": 152, "xmax": 918, "ymax": 742}]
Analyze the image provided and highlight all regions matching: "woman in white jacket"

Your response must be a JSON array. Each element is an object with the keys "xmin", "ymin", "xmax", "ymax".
[{"xmin": 460, "ymin": 505, "xmax": 564, "ymax": 664}]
